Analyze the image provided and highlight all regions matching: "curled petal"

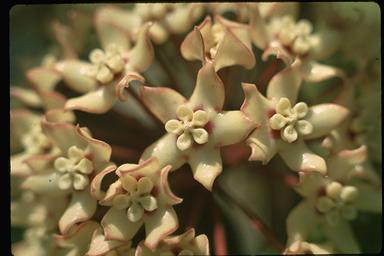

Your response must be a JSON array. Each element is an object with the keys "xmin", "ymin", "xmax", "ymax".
[
  {"xmin": 262, "ymin": 45, "xmax": 293, "ymax": 66},
  {"xmin": 86, "ymin": 227, "xmax": 127, "ymax": 256},
  {"xmin": 128, "ymin": 22, "xmax": 154, "ymax": 73},
  {"xmin": 90, "ymin": 164, "xmax": 117, "ymax": 200},
  {"xmin": 115, "ymin": 72, "xmax": 145, "ymax": 101},
  {"xmin": 59, "ymin": 189, "xmax": 97, "ymax": 234},
  {"xmin": 158, "ymin": 166, "xmax": 183, "ymax": 205},
  {"xmin": 26, "ymin": 67, "xmax": 62, "ymax": 92},
  {"xmin": 140, "ymin": 86, "xmax": 187, "ymax": 123},
  {"xmin": 302, "ymin": 104, "xmax": 349, "ymax": 140},
  {"xmin": 189, "ymin": 62, "xmax": 225, "ymax": 111},
  {"xmin": 177, "ymin": 132, "xmax": 193, "ymax": 151},
  {"xmin": 65, "ymin": 86, "xmax": 116, "ymax": 114},
  {"xmin": 338, "ymin": 145, "xmax": 367, "ymax": 166},
  {"xmin": 211, "ymin": 110, "xmax": 257, "ymax": 146},
  {"xmin": 302, "ymin": 61, "xmax": 346, "ymax": 83},
  {"xmin": 144, "ymin": 207, "xmax": 179, "ymax": 250},
  {"xmin": 102, "ymin": 208, "xmax": 142, "ymax": 241},
  {"xmin": 266, "ymin": 59, "xmax": 302, "ymax": 103},
  {"xmin": 180, "ymin": 26, "xmax": 205, "ymax": 63},
  {"xmin": 278, "ymin": 139, "xmax": 327, "ymax": 174},
  {"xmin": 188, "ymin": 147, "xmax": 222, "ymax": 191}
]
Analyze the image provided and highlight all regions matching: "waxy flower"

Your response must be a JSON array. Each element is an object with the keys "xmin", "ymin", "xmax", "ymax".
[
  {"xmin": 283, "ymin": 240, "xmax": 333, "ymax": 255},
  {"xmin": 241, "ymin": 60, "xmax": 349, "ymax": 174},
  {"xmin": 249, "ymin": 9, "xmax": 344, "ymax": 83},
  {"xmin": 181, "ymin": 15, "xmax": 255, "ymax": 71},
  {"xmin": 21, "ymin": 119, "xmax": 113, "ymax": 234},
  {"xmin": 136, "ymin": 228, "xmax": 209, "ymax": 256},
  {"xmin": 286, "ymin": 146, "xmax": 382, "ymax": 253},
  {"xmin": 89, "ymin": 157, "xmax": 182, "ymax": 253},
  {"xmin": 140, "ymin": 63, "xmax": 257, "ymax": 190}
]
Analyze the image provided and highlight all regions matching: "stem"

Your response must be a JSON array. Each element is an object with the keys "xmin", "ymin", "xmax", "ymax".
[
  {"xmin": 110, "ymin": 144, "xmax": 140, "ymax": 162},
  {"xmin": 215, "ymin": 184, "xmax": 285, "ymax": 253},
  {"xmin": 155, "ymin": 47, "xmax": 181, "ymax": 91},
  {"xmin": 185, "ymin": 190, "xmax": 204, "ymax": 231},
  {"xmin": 211, "ymin": 204, "xmax": 228, "ymax": 256}
]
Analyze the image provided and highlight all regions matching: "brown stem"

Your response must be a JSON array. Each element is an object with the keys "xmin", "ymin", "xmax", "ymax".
[
  {"xmin": 211, "ymin": 204, "xmax": 228, "ymax": 256},
  {"xmin": 155, "ymin": 46, "xmax": 181, "ymax": 91},
  {"xmin": 215, "ymin": 184, "xmax": 285, "ymax": 253},
  {"xmin": 185, "ymin": 190, "xmax": 204, "ymax": 231},
  {"xmin": 110, "ymin": 144, "xmax": 140, "ymax": 162}
]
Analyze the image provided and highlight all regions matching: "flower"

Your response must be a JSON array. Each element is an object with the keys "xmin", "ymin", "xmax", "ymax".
[
  {"xmin": 89, "ymin": 157, "xmax": 182, "ymax": 252},
  {"xmin": 241, "ymin": 60, "xmax": 349, "ymax": 174},
  {"xmin": 139, "ymin": 62, "xmax": 257, "ymax": 190}
]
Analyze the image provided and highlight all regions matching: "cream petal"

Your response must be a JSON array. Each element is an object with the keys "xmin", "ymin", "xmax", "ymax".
[
  {"xmin": 275, "ymin": 97, "xmax": 292, "ymax": 116},
  {"xmin": 294, "ymin": 171, "xmax": 327, "ymax": 198},
  {"xmin": 90, "ymin": 165, "xmax": 117, "ymax": 200},
  {"xmin": 74, "ymin": 158, "xmax": 93, "ymax": 175},
  {"xmin": 240, "ymin": 83, "xmax": 272, "ymax": 124},
  {"xmin": 248, "ymin": 5, "xmax": 269, "ymax": 49},
  {"xmin": 266, "ymin": 59, "xmax": 302, "ymax": 103},
  {"xmin": 302, "ymin": 104, "xmax": 349, "ymax": 140},
  {"xmin": 269, "ymin": 113, "xmax": 288, "ymax": 130},
  {"xmin": 144, "ymin": 207, "xmax": 178, "ymax": 250},
  {"xmin": 73, "ymin": 173, "xmax": 90, "ymax": 190},
  {"xmin": 113, "ymin": 194, "xmax": 131, "ymax": 210},
  {"xmin": 58, "ymin": 173, "xmax": 73, "ymax": 190},
  {"xmin": 211, "ymin": 110, "xmax": 257, "ymax": 146},
  {"xmin": 137, "ymin": 177, "xmax": 154, "ymax": 194},
  {"xmin": 177, "ymin": 132, "xmax": 193, "ymax": 151},
  {"xmin": 10, "ymin": 87, "xmax": 43, "ymax": 108},
  {"xmin": 192, "ymin": 110, "xmax": 209, "ymax": 127},
  {"xmin": 54, "ymin": 221, "xmax": 99, "ymax": 250},
  {"xmin": 322, "ymin": 220, "xmax": 360, "ymax": 253},
  {"xmin": 54, "ymin": 157, "xmax": 71, "ymax": 173},
  {"xmin": 86, "ymin": 228, "xmax": 127, "ymax": 256},
  {"xmin": 158, "ymin": 166, "xmax": 184, "ymax": 205},
  {"xmin": 295, "ymin": 120, "xmax": 313, "ymax": 135},
  {"xmin": 121, "ymin": 175, "xmax": 138, "ymax": 194},
  {"xmin": 58, "ymin": 189, "xmax": 97, "ymax": 234},
  {"xmin": 262, "ymin": 45, "xmax": 293, "ymax": 66},
  {"xmin": 26, "ymin": 67, "xmax": 62, "ymax": 92},
  {"xmin": 180, "ymin": 26, "xmax": 205, "ymax": 63},
  {"xmin": 189, "ymin": 63, "xmax": 225, "ymax": 111},
  {"xmin": 102, "ymin": 208, "xmax": 142, "ymax": 241},
  {"xmin": 140, "ymin": 86, "xmax": 187, "ymax": 123},
  {"xmin": 176, "ymin": 105, "xmax": 193, "ymax": 122},
  {"xmin": 127, "ymin": 202, "xmax": 144, "ymax": 222},
  {"xmin": 65, "ymin": 86, "xmax": 116, "ymax": 114},
  {"xmin": 188, "ymin": 147, "xmax": 222, "ymax": 191},
  {"xmin": 281, "ymin": 124, "xmax": 298, "ymax": 143},
  {"xmin": 128, "ymin": 22, "xmax": 154, "ymax": 73},
  {"xmin": 165, "ymin": 119, "xmax": 182, "ymax": 134},
  {"xmin": 138, "ymin": 196, "xmax": 158, "ymax": 212},
  {"xmin": 55, "ymin": 60, "xmax": 98, "ymax": 93},
  {"xmin": 278, "ymin": 139, "xmax": 327, "ymax": 174},
  {"xmin": 191, "ymin": 128, "xmax": 209, "ymax": 145},
  {"xmin": 302, "ymin": 61, "xmax": 346, "ymax": 83},
  {"xmin": 353, "ymin": 182, "xmax": 382, "ymax": 213},
  {"xmin": 292, "ymin": 102, "xmax": 308, "ymax": 118},
  {"xmin": 286, "ymin": 201, "xmax": 318, "ymax": 245}
]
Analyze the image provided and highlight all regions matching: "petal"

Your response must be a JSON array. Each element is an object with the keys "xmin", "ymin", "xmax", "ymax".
[
  {"xmin": 281, "ymin": 124, "xmax": 298, "ymax": 143},
  {"xmin": 102, "ymin": 208, "xmax": 142, "ymax": 241},
  {"xmin": 177, "ymin": 132, "xmax": 193, "ymax": 151},
  {"xmin": 158, "ymin": 166, "xmax": 183, "ymax": 205},
  {"xmin": 302, "ymin": 61, "xmax": 346, "ymax": 83},
  {"xmin": 54, "ymin": 221, "xmax": 99, "ymax": 250},
  {"xmin": 26, "ymin": 67, "xmax": 62, "ymax": 92},
  {"xmin": 322, "ymin": 220, "xmax": 360, "ymax": 253},
  {"xmin": 115, "ymin": 72, "xmax": 145, "ymax": 101},
  {"xmin": 121, "ymin": 175, "xmax": 138, "ymax": 194},
  {"xmin": 55, "ymin": 60, "xmax": 98, "ymax": 93},
  {"xmin": 302, "ymin": 104, "xmax": 349, "ymax": 140},
  {"xmin": 75, "ymin": 158, "xmax": 93, "ymax": 175},
  {"xmin": 139, "ymin": 196, "xmax": 158, "ymax": 212},
  {"xmin": 180, "ymin": 26, "xmax": 205, "ymax": 63},
  {"xmin": 86, "ymin": 227, "xmax": 127, "ymax": 256},
  {"xmin": 192, "ymin": 110, "xmax": 209, "ymax": 127},
  {"xmin": 90, "ymin": 164, "xmax": 117, "ymax": 200},
  {"xmin": 73, "ymin": 173, "xmax": 90, "ymax": 190},
  {"xmin": 188, "ymin": 147, "xmax": 222, "ymax": 191},
  {"xmin": 65, "ymin": 86, "xmax": 116, "ymax": 114},
  {"xmin": 189, "ymin": 62, "xmax": 225, "ymax": 111},
  {"xmin": 127, "ymin": 202, "xmax": 144, "ymax": 222},
  {"xmin": 140, "ymin": 86, "xmax": 187, "ymax": 123},
  {"xmin": 54, "ymin": 157, "xmax": 71, "ymax": 173},
  {"xmin": 213, "ymin": 19, "xmax": 255, "ymax": 71},
  {"xmin": 275, "ymin": 97, "xmax": 292, "ymax": 115},
  {"xmin": 191, "ymin": 128, "xmax": 209, "ymax": 145},
  {"xmin": 292, "ymin": 102, "xmax": 308, "ymax": 118},
  {"xmin": 140, "ymin": 134, "xmax": 185, "ymax": 170},
  {"xmin": 211, "ymin": 111, "xmax": 257, "ymax": 146},
  {"xmin": 295, "ymin": 120, "xmax": 313, "ymax": 135},
  {"xmin": 165, "ymin": 120, "xmax": 182, "ymax": 134},
  {"xmin": 269, "ymin": 113, "xmax": 288, "ymax": 130},
  {"xmin": 286, "ymin": 201, "xmax": 318, "ymax": 245},
  {"xmin": 278, "ymin": 139, "xmax": 327, "ymax": 174},
  {"xmin": 266, "ymin": 59, "xmax": 302, "ymax": 103},
  {"xmin": 353, "ymin": 182, "xmax": 382, "ymax": 213},
  {"xmin": 248, "ymin": 5, "xmax": 269, "ymax": 49},
  {"xmin": 137, "ymin": 177, "xmax": 154, "ymax": 194},
  {"xmin": 262, "ymin": 45, "xmax": 293, "ymax": 66},
  {"xmin": 128, "ymin": 22, "xmax": 154, "ymax": 73},
  {"xmin": 59, "ymin": 189, "xmax": 97, "ymax": 234},
  {"xmin": 294, "ymin": 171, "xmax": 327, "ymax": 198},
  {"xmin": 21, "ymin": 171, "xmax": 71, "ymax": 196},
  {"xmin": 10, "ymin": 87, "xmax": 43, "ymax": 108},
  {"xmin": 144, "ymin": 207, "xmax": 179, "ymax": 250},
  {"xmin": 176, "ymin": 105, "xmax": 193, "ymax": 122},
  {"xmin": 58, "ymin": 173, "xmax": 73, "ymax": 191}
]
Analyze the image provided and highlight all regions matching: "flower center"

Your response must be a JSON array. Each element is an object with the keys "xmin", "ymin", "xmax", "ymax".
[
  {"xmin": 21, "ymin": 123, "xmax": 52, "ymax": 154},
  {"xmin": 113, "ymin": 175, "xmax": 158, "ymax": 222},
  {"xmin": 269, "ymin": 97, "xmax": 313, "ymax": 143},
  {"xmin": 165, "ymin": 105, "xmax": 209, "ymax": 151},
  {"xmin": 54, "ymin": 146, "xmax": 94, "ymax": 191},
  {"xmin": 268, "ymin": 15, "xmax": 315, "ymax": 56},
  {"xmin": 86, "ymin": 44, "xmax": 125, "ymax": 84},
  {"xmin": 315, "ymin": 181, "xmax": 359, "ymax": 225}
]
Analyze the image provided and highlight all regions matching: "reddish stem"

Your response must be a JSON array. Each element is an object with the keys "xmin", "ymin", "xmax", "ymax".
[{"xmin": 211, "ymin": 205, "xmax": 228, "ymax": 256}]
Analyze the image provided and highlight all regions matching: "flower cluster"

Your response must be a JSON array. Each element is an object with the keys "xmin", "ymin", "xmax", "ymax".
[{"xmin": 10, "ymin": 2, "xmax": 381, "ymax": 255}]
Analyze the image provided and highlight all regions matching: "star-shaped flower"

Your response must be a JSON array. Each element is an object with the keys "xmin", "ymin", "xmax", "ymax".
[
  {"xmin": 139, "ymin": 62, "xmax": 257, "ymax": 190},
  {"xmin": 136, "ymin": 228, "xmax": 209, "ymax": 256},
  {"xmin": 286, "ymin": 146, "xmax": 382, "ymax": 253},
  {"xmin": 181, "ymin": 15, "xmax": 255, "ymax": 71},
  {"xmin": 21, "ymin": 119, "xmax": 113, "ymax": 234},
  {"xmin": 249, "ymin": 9, "xmax": 345, "ymax": 83},
  {"xmin": 241, "ymin": 60, "xmax": 349, "ymax": 174},
  {"xmin": 89, "ymin": 157, "xmax": 182, "ymax": 252}
]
